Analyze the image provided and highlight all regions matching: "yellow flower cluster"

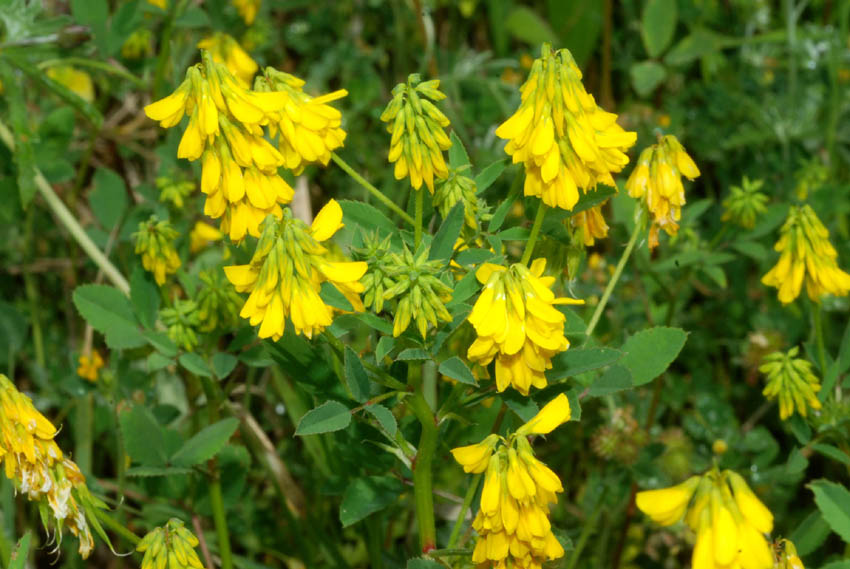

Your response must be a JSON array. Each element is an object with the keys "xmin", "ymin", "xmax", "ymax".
[
  {"xmin": 256, "ymin": 67, "xmax": 347, "ymax": 175},
  {"xmin": 77, "ymin": 349, "xmax": 104, "ymax": 382},
  {"xmin": 760, "ymin": 347, "xmax": 821, "ymax": 420},
  {"xmin": 761, "ymin": 204, "xmax": 850, "ymax": 304},
  {"xmin": 380, "ymin": 74, "xmax": 452, "ymax": 193},
  {"xmin": 467, "ymin": 259, "xmax": 583, "ymax": 395},
  {"xmin": 145, "ymin": 51, "xmax": 294, "ymax": 241},
  {"xmin": 0, "ymin": 375, "xmax": 101, "ymax": 558},
  {"xmin": 137, "ymin": 518, "xmax": 207, "ymax": 569},
  {"xmin": 495, "ymin": 44, "xmax": 636, "ymax": 210},
  {"xmin": 625, "ymin": 134, "xmax": 700, "ymax": 249},
  {"xmin": 570, "ymin": 203, "xmax": 609, "ymax": 247},
  {"xmin": 133, "ymin": 216, "xmax": 181, "ymax": 285},
  {"xmin": 198, "ymin": 32, "xmax": 258, "ymax": 87},
  {"xmin": 451, "ymin": 395, "xmax": 571, "ymax": 569},
  {"xmin": 224, "ymin": 200, "xmax": 366, "ymax": 340},
  {"xmin": 637, "ymin": 469, "xmax": 774, "ymax": 569}
]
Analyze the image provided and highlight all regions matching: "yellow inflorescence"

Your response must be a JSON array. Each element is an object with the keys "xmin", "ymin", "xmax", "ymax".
[
  {"xmin": 137, "ymin": 518, "xmax": 207, "ymax": 569},
  {"xmin": 256, "ymin": 67, "xmax": 347, "ymax": 175},
  {"xmin": 224, "ymin": 199, "xmax": 366, "ymax": 340},
  {"xmin": 495, "ymin": 44, "xmax": 636, "ymax": 211},
  {"xmin": 451, "ymin": 395, "xmax": 571, "ymax": 569},
  {"xmin": 380, "ymin": 74, "xmax": 452, "ymax": 193},
  {"xmin": 625, "ymin": 134, "xmax": 700, "ymax": 249},
  {"xmin": 46, "ymin": 66, "xmax": 95, "ymax": 103},
  {"xmin": 0, "ymin": 375, "xmax": 101, "ymax": 558},
  {"xmin": 761, "ymin": 204, "xmax": 850, "ymax": 304},
  {"xmin": 774, "ymin": 539, "xmax": 805, "ymax": 569},
  {"xmin": 570, "ymin": 203, "xmax": 610, "ymax": 247},
  {"xmin": 637, "ymin": 469, "xmax": 775, "ymax": 569},
  {"xmin": 133, "ymin": 216, "xmax": 182, "ymax": 286},
  {"xmin": 197, "ymin": 32, "xmax": 258, "ymax": 87},
  {"xmin": 189, "ymin": 220, "xmax": 224, "ymax": 254},
  {"xmin": 466, "ymin": 259, "xmax": 583, "ymax": 395},
  {"xmin": 232, "ymin": 0, "xmax": 260, "ymax": 25},
  {"xmin": 759, "ymin": 347, "xmax": 821, "ymax": 420},
  {"xmin": 77, "ymin": 349, "xmax": 104, "ymax": 382}
]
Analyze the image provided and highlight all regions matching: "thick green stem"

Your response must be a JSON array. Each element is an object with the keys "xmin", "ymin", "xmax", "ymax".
[
  {"xmin": 331, "ymin": 153, "xmax": 415, "ymax": 225},
  {"xmin": 93, "ymin": 509, "xmax": 141, "ymax": 546},
  {"xmin": 414, "ymin": 189, "xmax": 425, "ymax": 251},
  {"xmin": 520, "ymin": 203, "xmax": 547, "ymax": 266},
  {"xmin": 409, "ymin": 393, "xmax": 438, "ymax": 553},
  {"xmin": 585, "ymin": 217, "xmax": 642, "ymax": 339},
  {"xmin": 447, "ymin": 473, "xmax": 481, "ymax": 548},
  {"xmin": 0, "ymin": 119, "xmax": 130, "ymax": 294}
]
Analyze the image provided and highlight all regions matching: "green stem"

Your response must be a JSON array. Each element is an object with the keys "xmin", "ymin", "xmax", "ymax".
[
  {"xmin": 520, "ymin": 203, "xmax": 547, "ymax": 266},
  {"xmin": 331, "ymin": 153, "xmax": 415, "ymax": 226},
  {"xmin": 0, "ymin": 119, "xmax": 131, "ymax": 294},
  {"xmin": 22, "ymin": 211, "xmax": 45, "ymax": 369},
  {"xmin": 565, "ymin": 494, "xmax": 605, "ymax": 569},
  {"xmin": 409, "ymin": 393, "xmax": 438, "ymax": 553},
  {"xmin": 585, "ymin": 216, "xmax": 642, "ymax": 339},
  {"xmin": 414, "ymin": 189, "xmax": 425, "ymax": 251},
  {"xmin": 446, "ymin": 473, "xmax": 481, "ymax": 548},
  {"xmin": 38, "ymin": 57, "xmax": 145, "ymax": 88},
  {"xmin": 93, "ymin": 509, "xmax": 141, "ymax": 546},
  {"xmin": 813, "ymin": 302, "xmax": 827, "ymax": 373},
  {"xmin": 365, "ymin": 515, "xmax": 384, "ymax": 569},
  {"xmin": 208, "ymin": 470, "xmax": 234, "ymax": 569}
]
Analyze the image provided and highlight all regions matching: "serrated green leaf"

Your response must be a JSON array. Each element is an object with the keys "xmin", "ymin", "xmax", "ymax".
[
  {"xmin": 73, "ymin": 284, "xmax": 146, "ymax": 349},
  {"xmin": 8, "ymin": 532, "xmax": 31, "ymax": 569},
  {"xmin": 212, "ymin": 352, "xmax": 238, "ymax": 379},
  {"xmin": 143, "ymin": 330, "xmax": 177, "ymax": 357},
  {"xmin": 809, "ymin": 480, "xmax": 850, "ymax": 543},
  {"xmin": 630, "ymin": 60, "xmax": 667, "ymax": 96},
  {"xmin": 340, "ymin": 475, "xmax": 405, "ymax": 527},
  {"xmin": 345, "ymin": 346, "xmax": 371, "ymax": 402},
  {"xmin": 340, "ymin": 199, "xmax": 397, "ymax": 236},
  {"xmin": 811, "ymin": 445, "xmax": 850, "ymax": 466},
  {"xmin": 90, "ymin": 168, "xmax": 128, "ymax": 229},
  {"xmin": 501, "ymin": 390, "xmax": 538, "ymax": 423},
  {"xmin": 125, "ymin": 465, "xmax": 194, "ymax": 477},
  {"xmin": 179, "ymin": 353, "xmax": 212, "ymax": 378},
  {"xmin": 504, "ymin": 6, "xmax": 559, "ymax": 46},
  {"xmin": 296, "ymin": 401, "xmax": 351, "ymax": 436},
  {"xmin": 366, "ymin": 403, "xmax": 397, "ymax": 437},
  {"xmin": 620, "ymin": 327, "xmax": 687, "ymax": 386},
  {"xmin": 354, "ymin": 312, "xmax": 393, "ymax": 335},
  {"xmin": 376, "ymin": 336, "xmax": 395, "ymax": 362},
  {"xmin": 642, "ymin": 0, "xmax": 677, "ymax": 57},
  {"xmin": 588, "ymin": 365, "xmax": 632, "ymax": 397},
  {"xmin": 497, "ymin": 226, "xmax": 530, "ymax": 241},
  {"xmin": 438, "ymin": 356, "xmax": 477, "ymax": 385},
  {"xmin": 664, "ymin": 28, "xmax": 730, "ymax": 66},
  {"xmin": 548, "ymin": 348, "xmax": 622, "ymax": 381},
  {"xmin": 171, "ymin": 418, "xmax": 239, "ymax": 467},
  {"xmin": 397, "ymin": 349, "xmax": 430, "ymax": 361},
  {"xmin": 119, "ymin": 405, "xmax": 167, "ymax": 466},
  {"xmin": 430, "ymin": 202, "xmax": 465, "ymax": 262},
  {"xmin": 320, "ymin": 282, "xmax": 354, "ymax": 311},
  {"xmin": 474, "ymin": 159, "xmax": 507, "ymax": 194},
  {"xmin": 130, "ymin": 267, "xmax": 159, "ymax": 330},
  {"xmin": 454, "ymin": 248, "xmax": 496, "ymax": 266},
  {"xmin": 790, "ymin": 510, "xmax": 831, "ymax": 556},
  {"xmin": 448, "ymin": 132, "xmax": 470, "ymax": 170}
]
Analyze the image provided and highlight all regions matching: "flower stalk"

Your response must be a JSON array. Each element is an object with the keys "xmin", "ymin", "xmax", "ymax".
[
  {"xmin": 331, "ymin": 152, "xmax": 415, "ymax": 225},
  {"xmin": 409, "ymin": 393, "xmax": 438, "ymax": 553},
  {"xmin": 521, "ymin": 203, "xmax": 547, "ymax": 266}
]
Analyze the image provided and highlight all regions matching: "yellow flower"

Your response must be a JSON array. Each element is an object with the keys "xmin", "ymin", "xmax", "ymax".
[
  {"xmin": 224, "ymin": 200, "xmax": 367, "ymax": 340},
  {"xmin": 760, "ymin": 347, "xmax": 821, "ymax": 420},
  {"xmin": 495, "ymin": 43, "xmax": 636, "ymax": 210},
  {"xmin": 637, "ymin": 469, "xmax": 774, "ymax": 569},
  {"xmin": 77, "ymin": 350, "xmax": 104, "ymax": 382},
  {"xmin": 146, "ymin": 0, "xmax": 167, "ymax": 9},
  {"xmin": 570, "ymin": 203, "xmax": 609, "ymax": 246},
  {"xmin": 761, "ymin": 204, "xmax": 850, "ymax": 304},
  {"xmin": 198, "ymin": 32, "xmax": 258, "ymax": 87},
  {"xmin": 138, "ymin": 518, "xmax": 207, "ymax": 569},
  {"xmin": 46, "ymin": 66, "xmax": 95, "ymax": 103},
  {"xmin": 452, "ymin": 395, "xmax": 571, "ymax": 569},
  {"xmin": 0, "ymin": 375, "xmax": 102, "ymax": 558},
  {"xmin": 467, "ymin": 259, "xmax": 583, "ymax": 395},
  {"xmin": 625, "ymin": 134, "xmax": 700, "ymax": 249},
  {"xmin": 774, "ymin": 539, "xmax": 805, "ymax": 569},
  {"xmin": 133, "ymin": 216, "xmax": 181, "ymax": 285},
  {"xmin": 257, "ymin": 67, "xmax": 348, "ymax": 175},
  {"xmin": 232, "ymin": 0, "xmax": 260, "ymax": 25},
  {"xmin": 380, "ymin": 74, "xmax": 452, "ymax": 193},
  {"xmin": 189, "ymin": 220, "xmax": 224, "ymax": 253}
]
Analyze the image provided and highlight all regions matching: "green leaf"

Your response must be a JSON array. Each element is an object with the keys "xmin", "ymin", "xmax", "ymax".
[
  {"xmin": 438, "ymin": 356, "xmax": 477, "ymax": 385},
  {"xmin": 171, "ymin": 418, "xmax": 239, "ymax": 467},
  {"xmin": 809, "ymin": 480, "xmax": 850, "ymax": 543},
  {"xmin": 130, "ymin": 267, "xmax": 159, "ymax": 330},
  {"xmin": 71, "ymin": 0, "xmax": 109, "ymax": 53},
  {"xmin": 810, "ymin": 444, "xmax": 850, "ymax": 466},
  {"xmin": 90, "ymin": 168, "xmax": 128, "ymax": 229},
  {"xmin": 366, "ymin": 403, "xmax": 397, "ymax": 437},
  {"xmin": 397, "ymin": 349, "xmax": 430, "ymax": 361},
  {"xmin": 731, "ymin": 241, "xmax": 769, "ymax": 261},
  {"xmin": 354, "ymin": 312, "xmax": 393, "ymax": 335},
  {"xmin": 502, "ymin": 390, "xmax": 538, "ymax": 423},
  {"xmin": 786, "ymin": 447, "xmax": 809, "ymax": 475},
  {"xmin": 73, "ymin": 284, "xmax": 146, "ymax": 349},
  {"xmin": 837, "ymin": 318, "xmax": 850, "ymax": 375},
  {"xmin": 212, "ymin": 352, "xmax": 238, "ymax": 379},
  {"xmin": 447, "ymin": 270, "xmax": 480, "ymax": 307},
  {"xmin": 345, "ymin": 346, "xmax": 371, "ymax": 402},
  {"xmin": 488, "ymin": 181, "xmax": 520, "ymax": 232},
  {"xmin": 820, "ymin": 562, "xmax": 850, "ymax": 569},
  {"xmin": 320, "ymin": 282, "xmax": 354, "ymax": 312},
  {"xmin": 548, "ymin": 348, "xmax": 622, "ymax": 380},
  {"xmin": 143, "ymin": 330, "xmax": 178, "ymax": 357},
  {"xmin": 588, "ymin": 365, "xmax": 632, "ymax": 397},
  {"xmin": 448, "ymin": 132, "xmax": 470, "ymax": 170},
  {"xmin": 340, "ymin": 475, "xmax": 405, "ymax": 527},
  {"xmin": 125, "ymin": 465, "xmax": 194, "ymax": 477},
  {"xmin": 630, "ymin": 61, "xmax": 667, "ymax": 96},
  {"xmin": 475, "ymin": 159, "xmax": 507, "ymax": 194},
  {"xmin": 0, "ymin": 60, "xmax": 37, "ymax": 207},
  {"xmin": 791, "ymin": 510, "xmax": 831, "ymax": 556},
  {"xmin": 179, "ymin": 353, "xmax": 213, "ymax": 378},
  {"xmin": 620, "ymin": 327, "xmax": 688, "ymax": 386},
  {"xmin": 454, "ymin": 248, "xmax": 496, "ymax": 267},
  {"xmin": 567, "ymin": 186, "xmax": 617, "ymax": 216},
  {"xmin": 664, "ymin": 28, "xmax": 730, "ymax": 66},
  {"xmin": 641, "ymin": 0, "xmax": 678, "ymax": 57},
  {"xmin": 8, "ymin": 532, "xmax": 31, "ymax": 569},
  {"xmin": 340, "ymin": 199, "xmax": 397, "ymax": 236},
  {"xmin": 504, "ymin": 6, "xmax": 559, "ymax": 46},
  {"xmin": 497, "ymin": 227, "xmax": 530, "ymax": 241},
  {"xmin": 119, "ymin": 405, "xmax": 168, "ymax": 466},
  {"xmin": 430, "ymin": 202, "xmax": 465, "ymax": 262},
  {"xmin": 376, "ymin": 336, "xmax": 395, "ymax": 362},
  {"xmin": 296, "ymin": 401, "xmax": 351, "ymax": 436},
  {"xmin": 407, "ymin": 560, "xmax": 443, "ymax": 569}
]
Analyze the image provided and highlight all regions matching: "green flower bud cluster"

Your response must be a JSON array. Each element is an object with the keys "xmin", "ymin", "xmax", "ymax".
[
  {"xmin": 137, "ymin": 518, "xmax": 206, "ymax": 569},
  {"xmin": 157, "ymin": 176, "xmax": 196, "ymax": 209},
  {"xmin": 433, "ymin": 165, "xmax": 486, "ymax": 231},
  {"xmin": 133, "ymin": 216, "xmax": 182, "ymax": 286},
  {"xmin": 161, "ymin": 299, "xmax": 201, "ymax": 351},
  {"xmin": 380, "ymin": 73, "xmax": 452, "ymax": 193},
  {"xmin": 721, "ymin": 176, "xmax": 768, "ymax": 229},
  {"xmin": 196, "ymin": 269, "xmax": 243, "ymax": 332},
  {"xmin": 760, "ymin": 346, "xmax": 822, "ymax": 420},
  {"xmin": 356, "ymin": 233, "xmax": 396, "ymax": 314}
]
